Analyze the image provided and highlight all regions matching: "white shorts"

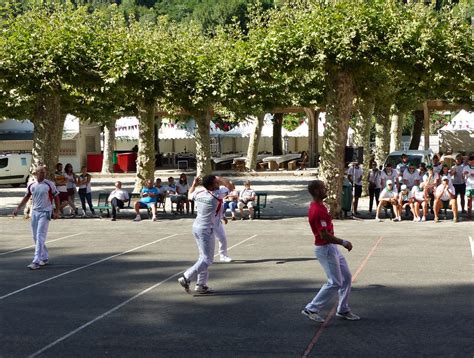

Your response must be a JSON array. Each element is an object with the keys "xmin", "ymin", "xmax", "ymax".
[{"xmin": 238, "ymin": 201, "xmax": 254, "ymax": 209}]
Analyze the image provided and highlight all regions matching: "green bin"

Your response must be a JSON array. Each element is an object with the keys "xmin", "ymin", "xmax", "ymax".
[{"xmin": 341, "ymin": 177, "xmax": 353, "ymax": 214}]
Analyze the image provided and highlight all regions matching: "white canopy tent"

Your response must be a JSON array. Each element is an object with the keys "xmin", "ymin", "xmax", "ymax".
[{"xmin": 438, "ymin": 110, "xmax": 474, "ymax": 153}]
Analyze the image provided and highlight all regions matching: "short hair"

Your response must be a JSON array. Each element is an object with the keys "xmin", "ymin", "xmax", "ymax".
[
  {"xmin": 244, "ymin": 180, "xmax": 251, "ymax": 186},
  {"xmin": 202, "ymin": 175, "xmax": 216, "ymax": 190},
  {"xmin": 308, "ymin": 180, "xmax": 324, "ymax": 198}
]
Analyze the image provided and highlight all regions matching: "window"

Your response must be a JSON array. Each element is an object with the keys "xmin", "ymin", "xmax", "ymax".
[{"xmin": 0, "ymin": 158, "xmax": 8, "ymax": 169}]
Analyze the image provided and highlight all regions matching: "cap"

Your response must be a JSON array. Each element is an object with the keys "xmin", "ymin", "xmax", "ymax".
[
  {"xmin": 386, "ymin": 179, "xmax": 393, "ymax": 185},
  {"xmin": 442, "ymin": 176, "xmax": 449, "ymax": 181},
  {"xmin": 401, "ymin": 184, "xmax": 407, "ymax": 190}
]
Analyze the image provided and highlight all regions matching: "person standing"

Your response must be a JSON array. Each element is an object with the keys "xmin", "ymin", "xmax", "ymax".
[
  {"xmin": 13, "ymin": 166, "xmax": 60, "ymax": 270},
  {"xmin": 178, "ymin": 175, "xmax": 231, "ymax": 294},
  {"xmin": 451, "ymin": 155, "xmax": 466, "ymax": 214},
  {"xmin": 77, "ymin": 166, "xmax": 96, "ymax": 217},
  {"xmin": 64, "ymin": 163, "xmax": 78, "ymax": 216},
  {"xmin": 302, "ymin": 180, "xmax": 360, "ymax": 323},
  {"xmin": 215, "ymin": 184, "xmax": 233, "ymax": 263},
  {"xmin": 347, "ymin": 162, "xmax": 363, "ymax": 215},
  {"xmin": 108, "ymin": 181, "xmax": 129, "ymax": 221},
  {"xmin": 367, "ymin": 162, "xmax": 382, "ymax": 215},
  {"xmin": 462, "ymin": 155, "xmax": 474, "ymax": 220}
]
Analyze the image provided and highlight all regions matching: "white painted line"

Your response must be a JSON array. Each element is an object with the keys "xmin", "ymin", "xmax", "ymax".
[
  {"xmin": 0, "ymin": 233, "xmax": 84, "ymax": 257},
  {"xmin": 469, "ymin": 236, "xmax": 474, "ymax": 259},
  {"xmin": 28, "ymin": 234, "xmax": 258, "ymax": 358},
  {"xmin": 0, "ymin": 234, "xmax": 178, "ymax": 300}
]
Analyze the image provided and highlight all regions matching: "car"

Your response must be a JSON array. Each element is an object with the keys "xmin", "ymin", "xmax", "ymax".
[
  {"xmin": 383, "ymin": 149, "xmax": 434, "ymax": 168},
  {"xmin": 0, "ymin": 153, "xmax": 31, "ymax": 187}
]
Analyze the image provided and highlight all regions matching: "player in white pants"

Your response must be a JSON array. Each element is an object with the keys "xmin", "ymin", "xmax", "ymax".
[
  {"xmin": 215, "ymin": 185, "xmax": 232, "ymax": 262},
  {"xmin": 13, "ymin": 166, "xmax": 60, "ymax": 270},
  {"xmin": 178, "ymin": 175, "xmax": 232, "ymax": 294}
]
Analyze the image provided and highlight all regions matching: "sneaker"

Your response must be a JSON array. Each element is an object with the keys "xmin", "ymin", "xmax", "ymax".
[
  {"xmin": 27, "ymin": 263, "xmax": 40, "ymax": 270},
  {"xmin": 301, "ymin": 308, "xmax": 325, "ymax": 323},
  {"xmin": 194, "ymin": 284, "xmax": 214, "ymax": 294},
  {"xmin": 178, "ymin": 276, "xmax": 191, "ymax": 294},
  {"xmin": 152, "ymin": 216, "xmax": 157, "ymax": 222},
  {"xmin": 434, "ymin": 217, "xmax": 439, "ymax": 223},
  {"xmin": 375, "ymin": 217, "xmax": 382, "ymax": 222},
  {"xmin": 133, "ymin": 215, "xmax": 141, "ymax": 222},
  {"xmin": 111, "ymin": 218, "xmax": 116, "ymax": 221},
  {"xmin": 336, "ymin": 311, "xmax": 360, "ymax": 321},
  {"xmin": 220, "ymin": 255, "xmax": 232, "ymax": 263},
  {"xmin": 453, "ymin": 217, "xmax": 458, "ymax": 223},
  {"xmin": 393, "ymin": 217, "xmax": 399, "ymax": 222},
  {"xmin": 39, "ymin": 259, "xmax": 48, "ymax": 266},
  {"xmin": 421, "ymin": 216, "xmax": 426, "ymax": 222}
]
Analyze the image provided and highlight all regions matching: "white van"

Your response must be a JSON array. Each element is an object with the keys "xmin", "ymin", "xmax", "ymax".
[
  {"xmin": 0, "ymin": 153, "xmax": 32, "ymax": 187},
  {"xmin": 383, "ymin": 150, "xmax": 434, "ymax": 168}
]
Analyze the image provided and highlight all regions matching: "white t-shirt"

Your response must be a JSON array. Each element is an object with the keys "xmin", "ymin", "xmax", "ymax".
[
  {"xmin": 463, "ymin": 165, "xmax": 474, "ymax": 189},
  {"xmin": 381, "ymin": 168, "xmax": 398, "ymax": 186},
  {"xmin": 435, "ymin": 183, "xmax": 455, "ymax": 201},
  {"xmin": 451, "ymin": 164, "xmax": 465, "ymax": 185},
  {"xmin": 348, "ymin": 166, "xmax": 363, "ymax": 186},
  {"xmin": 403, "ymin": 170, "xmax": 420, "ymax": 189},
  {"xmin": 176, "ymin": 182, "xmax": 189, "ymax": 195},
  {"xmin": 65, "ymin": 173, "xmax": 76, "ymax": 190},
  {"xmin": 411, "ymin": 186, "xmax": 426, "ymax": 202},
  {"xmin": 368, "ymin": 169, "xmax": 383, "ymax": 189},
  {"xmin": 379, "ymin": 187, "xmax": 398, "ymax": 200},
  {"xmin": 396, "ymin": 162, "xmax": 409, "ymax": 175},
  {"xmin": 78, "ymin": 173, "xmax": 92, "ymax": 193},
  {"xmin": 26, "ymin": 179, "xmax": 59, "ymax": 212},
  {"xmin": 239, "ymin": 188, "xmax": 256, "ymax": 203},
  {"xmin": 432, "ymin": 163, "xmax": 442, "ymax": 175},
  {"xmin": 192, "ymin": 189, "xmax": 222, "ymax": 229}
]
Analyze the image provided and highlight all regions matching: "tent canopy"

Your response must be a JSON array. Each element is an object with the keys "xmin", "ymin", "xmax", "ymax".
[{"xmin": 439, "ymin": 110, "xmax": 474, "ymax": 131}]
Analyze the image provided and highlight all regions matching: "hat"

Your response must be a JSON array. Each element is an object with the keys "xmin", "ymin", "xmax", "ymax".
[
  {"xmin": 401, "ymin": 184, "xmax": 407, "ymax": 190},
  {"xmin": 442, "ymin": 176, "xmax": 449, "ymax": 181},
  {"xmin": 386, "ymin": 179, "xmax": 393, "ymax": 185}
]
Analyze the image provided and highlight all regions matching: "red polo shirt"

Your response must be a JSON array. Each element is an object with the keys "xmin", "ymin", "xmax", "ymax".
[{"xmin": 308, "ymin": 201, "xmax": 333, "ymax": 246}]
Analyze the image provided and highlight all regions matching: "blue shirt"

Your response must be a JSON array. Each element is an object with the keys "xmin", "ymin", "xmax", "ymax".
[{"xmin": 140, "ymin": 187, "xmax": 159, "ymax": 204}]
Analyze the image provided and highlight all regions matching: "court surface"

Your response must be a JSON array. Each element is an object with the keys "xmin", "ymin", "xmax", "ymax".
[{"xmin": 1, "ymin": 216, "xmax": 473, "ymax": 357}]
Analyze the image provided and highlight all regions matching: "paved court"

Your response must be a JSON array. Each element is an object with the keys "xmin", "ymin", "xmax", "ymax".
[{"xmin": 1, "ymin": 215, "xmax": 473, "ymax": 357}]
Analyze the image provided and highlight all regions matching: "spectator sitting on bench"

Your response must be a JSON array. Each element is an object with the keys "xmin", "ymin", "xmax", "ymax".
[
  {"xmin": 154, "ymin": 178, "xmax": 167, "ymax": 203},
  {"xmin": 223, "ymin": 181, "xmax": 239, "ymax": 221},
  {"xmin": 296, "ymin": 151, "xmax": 309, "ymax": 171},
  {"xmin": 238, "ymin": 180, "xmax": 256, "ymax": 220},
  {"xmin": 108, "ymin": 181, "xmax": 130, "ymax": 221},
  {"xmin": 133, "ymin": 179, "xmax": 158, "ymax": 222},
  {"xmin": 375, "ymin": 179, "xmax": 399, "ymax": 222},
  {"xmin": 434, "ymin": 176, "xmax": 458, "ymax": 223},
  {"xmin": 176, "ymin": 173, "xmax": 190, "ymax": 214}
]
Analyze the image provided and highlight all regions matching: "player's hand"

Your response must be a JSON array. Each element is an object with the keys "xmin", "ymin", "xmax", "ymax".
[{"xmin": 342, "ymin": 240, "xmax": 353, "ymax": 251}]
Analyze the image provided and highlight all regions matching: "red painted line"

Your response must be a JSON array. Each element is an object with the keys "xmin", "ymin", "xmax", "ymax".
[{"xmin": 302, "ymin": 236, "xmax": 384, "ymax": 358}]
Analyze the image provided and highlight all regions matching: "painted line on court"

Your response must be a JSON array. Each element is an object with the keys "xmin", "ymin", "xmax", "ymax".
[
  {"xmin": 28, "ymin": 234, "xmax": 258, "ymax": 358},
  {"xmin": 0, "ymin": 233, "xmax": 84, "ymax": 257},
  {"xmin": 0, "ymin": 234, "xmax": 178, "ymax": 300},
  {"xmin": 469, "ymin": 236, "xmax": 474, "ymax": 259},
  {"xmin": 302, "ymin": 236, "xmax": 385, "ymax": 358}
]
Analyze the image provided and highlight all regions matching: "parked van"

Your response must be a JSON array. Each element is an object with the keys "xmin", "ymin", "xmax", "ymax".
[
  {"xmin": 0, "ymin": 153, "xmax": 31, "ymax": 187},
  {"xmin": 383, "ymin": 150, "xmax": 434, "ymax": 168}
]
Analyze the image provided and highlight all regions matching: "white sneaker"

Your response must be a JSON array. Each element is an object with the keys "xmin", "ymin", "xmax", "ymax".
[
  {"xmin": 152, "ymin": 216, "xmax": 157, "ymax": 222},
  {"xmin": 39, "ymin": 259, "xmax": 48, "ymax": 266},
  {"xmin": 336, "ymin": 311, "xmax": 360, "ymax": 321},
  {"xmin": 27, "ymin": 263, "xmax": 40, "ymax": 270},
  {"xmin": 418, "ymin": 216, "xmax": 422, "ymax": 222},
  {"xmin": 301, "ymin": 309, "xmax": 325, "ymax": 323},
  {"xmin": 194, "ymin": 284, "xmax": 214, "ymax": 294},
  {"xmin": 421, "ymin": 216, "xmax": 426, "ymax": 222},
  {"xmin": 220, "ymin": 255, "xmax": 232, "ymax": 263},
  {"xmin": 133, "ymin": 215, "xmax": 141, "ymax": 222},
  {"xmin": 375, "ymin": 217, "xmax": 381, "ymax": 222}
]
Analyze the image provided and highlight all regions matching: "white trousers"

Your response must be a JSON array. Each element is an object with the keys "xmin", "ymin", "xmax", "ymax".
[
  {"xmin": 214, "ymin": 222, "xmax": 228, "ymax": 257},
  {"xmin": 305, "ymin": 244, "xmax": 352, "ymax": 314},
  {"xmin": 31, "ymin": 211, "xmax": 50, "ymax": 264},
  {"xmin": 184, "ymin": 227, "xmax": 215, "ymax": 286}
]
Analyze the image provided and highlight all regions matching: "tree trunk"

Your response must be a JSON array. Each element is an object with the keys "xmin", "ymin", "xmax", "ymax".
[
  {"xmin": 31, "ymin": 93, "xmax": 64, "ymax": 180},
  {"xmin": 409, "ymin": 110, "xmax": 424, "ymax": 150},
  {"xmin": 353, "ymin": 97, "xmax": 375, "ymax": 196},
  {"xmin": 390, "ymin": 112, "xmax": 405, "ymax": 152},
  {"xmin": 304, "ymin": 108, "xmax": 320, "ymax": 167},
  {"xmin": 374, "ymin": 101, "xmax": 391, "ymax": 167},
  {"xmin": 272, "ymin": 113, "xmax": 283, "ymax": 155},
  {"xmin": 319, "ymin": 70, "xmax": 355, "ymax": 218},
  {"xmin": 246, "ymin": 114, "xmax": 265, "ymax": 170},
  {"xmin": 134, "ymin": 100, "xmax": 156, "ymax": 192},
  {"xmin": 154, "ymin": 116, "xmax": 162, "ymax": 168},
  {"xmin": 101, "ymin": 118, "xmax": 116, "ymax": 174},
  {"xmin": 194, "ymin": 111, "xmax": 213, "ymax": 177}
]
